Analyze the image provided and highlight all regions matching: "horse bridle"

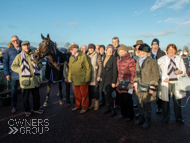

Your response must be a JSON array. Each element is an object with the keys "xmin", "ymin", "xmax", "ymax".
[{"xmin": 38, "ymin": 40, "xmax": 55, "ymax": 58}]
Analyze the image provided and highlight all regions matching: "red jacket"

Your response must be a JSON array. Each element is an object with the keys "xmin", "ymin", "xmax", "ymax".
[{"xmin": 116, "ymin": 53, "xmax": 136, "ymax": 94}]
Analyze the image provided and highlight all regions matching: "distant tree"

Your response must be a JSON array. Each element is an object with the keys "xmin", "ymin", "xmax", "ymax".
[
  {"xmin": 183, "ymin": 46, "xmax": 189, "ymax": 53},
  {"xmin": 64, "ymin": 42, "xmax": 70, "ymax": 49}
]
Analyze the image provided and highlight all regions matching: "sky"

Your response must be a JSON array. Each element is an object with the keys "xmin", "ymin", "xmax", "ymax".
[{"xmin": 0, "ymin": 0, "xmax": 190, "ymax": 50}]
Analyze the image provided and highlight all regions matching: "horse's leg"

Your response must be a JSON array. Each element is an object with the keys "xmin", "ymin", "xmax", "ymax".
[
  {"xmin": 59, "ymin": 82, "xmax": 63, "ymax": 105},
  {"xmin": 43, "ymin": 81, "xmax": 51, "ymax": 106}
]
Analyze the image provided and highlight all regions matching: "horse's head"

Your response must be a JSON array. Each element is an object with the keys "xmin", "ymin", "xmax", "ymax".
[{"xmin": 33, "ymin": 34, "xmax": 57, "ymax": 61}]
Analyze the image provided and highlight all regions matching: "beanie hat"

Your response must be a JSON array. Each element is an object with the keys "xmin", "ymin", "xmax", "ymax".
[
  {"xmin": 139, "ymin": 43, "xmax": 151, "ymax": 53},
  {"xmin": 88, "ymin": 43, "xmax": 95, "ymax": 49},
  {"xmin": 117, "ymin": 45, "xmax": 128, "ymax": 53},
  {"xmin": 151, "ymin": 38, "xmax": 159, "ymax": 46}
]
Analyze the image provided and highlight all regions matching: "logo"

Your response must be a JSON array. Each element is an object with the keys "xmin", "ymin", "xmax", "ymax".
[{"xmin": 8, "ymin": 119, "xmax": 49, "ymax": 134}]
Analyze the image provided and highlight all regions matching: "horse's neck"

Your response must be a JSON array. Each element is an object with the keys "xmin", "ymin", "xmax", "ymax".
[{"xmin": 50, "ymin": 45, "xmax": 57, "ymax": 62}]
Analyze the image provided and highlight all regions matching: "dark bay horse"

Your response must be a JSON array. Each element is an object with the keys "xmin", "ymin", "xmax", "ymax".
[{"xmin": 34, "ymin": 34, "xmax": 65, "ymax": 106}]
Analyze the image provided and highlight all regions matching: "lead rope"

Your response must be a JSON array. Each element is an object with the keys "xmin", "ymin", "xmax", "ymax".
[{"xmin": 176, "ymin": 94, "xmax": 190, "ymax": 108}]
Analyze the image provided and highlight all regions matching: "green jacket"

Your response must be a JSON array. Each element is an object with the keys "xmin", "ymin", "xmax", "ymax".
[
  {"xmin": 68, "ymin": 51, "xmax": 91, "ymax": 85},
  {"xmin": 11, "ymin": 50, "xmax": 42, "ymax": 89}
]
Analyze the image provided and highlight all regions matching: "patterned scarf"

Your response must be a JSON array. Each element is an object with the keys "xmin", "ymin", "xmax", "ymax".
[
  {"xmin": 139, "ymin": 56, "xmax": 147, "ymax": 67},
  {"xmin": 167, "ymin": 55, "xmax": 177, "ymax": 81},
  {"xmin": 21, "ymin": 51, "xmax": 40, "ymax": 77}
]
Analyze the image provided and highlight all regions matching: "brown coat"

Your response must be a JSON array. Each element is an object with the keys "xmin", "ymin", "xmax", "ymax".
[
  {"xmin": 133, "ymin": 56, "xmax": 159, "ymax": 103},
  {"xmin": 87, "ymin": 52, "xmax": 102, "ymax": 86}
]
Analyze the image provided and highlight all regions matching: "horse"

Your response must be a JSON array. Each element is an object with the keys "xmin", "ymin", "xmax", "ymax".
[{"xmin": 34, "ymin": 34, "xmax": 65, "ymax": 106}]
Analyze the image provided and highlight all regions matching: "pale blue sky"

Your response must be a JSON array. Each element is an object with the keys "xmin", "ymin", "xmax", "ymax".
[{"xmin": 0, "ymin": 0, "xmax": 190, "ymax": 50}]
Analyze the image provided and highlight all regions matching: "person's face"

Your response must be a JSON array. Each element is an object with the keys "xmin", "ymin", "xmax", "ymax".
[
  {"xmin": 100, "ymin": 48, "xmax": 105, "ymax": 55},
  {"xmin": 167, "ymin": 46, "xmax": 176, "ymax": 57},
  {"xmin": 112, "ymin": 39, "xmax": 119, "ymax": 48},
  {"xmin": 81, "ymin": 46, "xmax": 87, "ymax": 53},
  {"xmin": 70, "ymin": 48, "xmax": 78, "ymax": 56},
  {"xmin": 11, "ymin": 36, "xmax": 20, "ymax": 48},
  {"xmin": 22, "ymin": 44, "xmax": 30, "ymax": 53},
  {"xmin": 152, "ymin": 44, "xmax": 159, "ymax": 52},
  {"xmin": 106, "ymin": 48, "xmax": 113, "ymax": 55},
  {"xmin": 135, "ymin": 44, "xmax": 141, "ymax": 54},
  {"xmin": 139, "ymin": 51, "xmax": 147, "ymax": 58},
  {"xmin": 119, "ymin": 50, "xmax": 126, "ymax": 57},
  {"xmin": 177, "ymin": 51, "xmax": 181, "ymax": 55},
  {"xmin": 88, "ymin": 48, "xmax": 95, "ymax": 54},
  {"xmin": 96, "ymin": 45, "xmax": 100, "ymax": 53}
]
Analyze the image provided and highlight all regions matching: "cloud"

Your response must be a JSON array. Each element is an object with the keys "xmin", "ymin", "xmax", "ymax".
[
  {"xmin": 157, "ymin": 20, "xmax": 162, "ymax": 23},
  {"xmin": 179, "ymin": 20, "xmax": 190, "ymax": 28},
  {"xmin": 150, "ymin": 0, "xmax": 176, "ymax": 11},
  {"xmin": 55, "ymin": 22, "xmax": 61, "ymax": 27},
  {"xmin": 150, "ymin": 0, "xmax": 189, "ymax": 11},
  {"xmin": 168, "ymin": 0, "xmax": 189, "ymax": 10},
  {"xmin": 67, "ymin": 22, "xmax": 78, "ymax": 27},
  {"xmin": 8, "ymin": 24, "xmax": 18, "ymax": 28},
  {"xmin": 131, "ymin": 29, "xmax": 176, "ymax": 38}
]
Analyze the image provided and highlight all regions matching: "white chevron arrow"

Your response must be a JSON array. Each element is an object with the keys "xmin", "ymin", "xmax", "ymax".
[{"xmin": 8, "ymin": 127, "xmax": 18, "ymax": 134}]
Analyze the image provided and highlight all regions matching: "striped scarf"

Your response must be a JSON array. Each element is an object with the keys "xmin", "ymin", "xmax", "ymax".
[
  {"xmin": 21, "ymin": 51, "xmax": 40, "ymax": 77},
  {"xmin": 167, "ymin": 55, "xmax": 177, "ymax": 81}
]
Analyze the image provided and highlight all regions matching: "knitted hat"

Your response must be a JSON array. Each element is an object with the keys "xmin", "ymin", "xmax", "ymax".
[
  {"xmin": 151, "ymin": 38, "xmax": 159, "ymax": 46},
  {"xmin": 70, "ymin": 44, "xmax": 79, "ymax": 49},
  {"xmin": 138, "ymin": 43, "xmax": 151, "ymax": 53},
  {"xmin": 88, "ymin": 43, "xmax": 95, "ymax": 49},
  {"xmin": 106, "ymin": 44, "xmax": 113, "ymax": 51},
  {"xmin": 117, "ymin": 45, "xmax": 128, "ymax": 53},
  {"xmin": 133, "ymin": 40, "xmax": 144, "ymax": 47}
]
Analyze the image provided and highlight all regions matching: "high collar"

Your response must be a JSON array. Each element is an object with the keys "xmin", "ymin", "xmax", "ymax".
[{"xmin": 118, "ymin": 53, "xmax": 130, "ymax": 60}]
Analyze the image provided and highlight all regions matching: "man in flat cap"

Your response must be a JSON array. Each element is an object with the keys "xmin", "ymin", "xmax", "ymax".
[
  {"xmin": 68, "ymin": 44, "xmax": 91, "ymax": 113},
  {"xmin": 11, "ymin": 41, "xmax": 43, "ymax": 117}
]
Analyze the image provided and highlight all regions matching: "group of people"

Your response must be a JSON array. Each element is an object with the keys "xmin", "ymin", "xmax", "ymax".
[{"xmin": 3, "ymin": 35, "xmax": 188, "ymax": 129}]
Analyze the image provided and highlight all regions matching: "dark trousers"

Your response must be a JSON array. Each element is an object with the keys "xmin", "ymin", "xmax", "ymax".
[
  {"xmin": 65, "ymin": 81, "xmax": 71, "ymax": 104},
  {"xmin": 11, "ymin": 80, "xmax": 19, "ymax": 108},
  {"xmin": 89, "ymin": 85, "xmax": 99, "ymax": 100},
  {"xmin": 163, "ymin": 83, "xmax": 183, "ymax": 120},
  {"xmin": 104, "ymin": 92, "xmax": 114, "ymax": 111},
  {"xmin": 119, "ymin": 93, "xmax": 134, "ymax": 118},
  {"xmin": 101, "ymin": 91, "xmax": 105, "ymax": 104},
  {"xmin": 138, "ymin": 102, "xmax": 152, "ymax": 119},
  {"xmin": 22, "ymin": 87, "xmax": 41, "ymax": 112},
  {"xmin": 157, "ymin": 97, "xmax": 163, "ymax": 108},
  {"xmin": 114, "ymin": 88, "xmax": 120, "ymax": 106}
]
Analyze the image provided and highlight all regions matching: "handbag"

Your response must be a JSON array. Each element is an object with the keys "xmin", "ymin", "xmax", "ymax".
[
  {"xmin": 118, "ymin": 79, "xmax": 129, "ymax": 91},
  {"xmin": 117, "ymin": 60, "xmax": 129, "ymax": 91},
  {"xmin": 137, "ymin": 81, "xmax": 149, "ymax": 92},
  {"xmin": 176, "ymin": 74, "xmax": 190, "ymax": 91}
]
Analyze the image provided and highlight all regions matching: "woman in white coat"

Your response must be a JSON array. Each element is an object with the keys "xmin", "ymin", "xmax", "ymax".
[{"xmin": 157, "ymin": 44, "xmax": 186, "ymax": 124}]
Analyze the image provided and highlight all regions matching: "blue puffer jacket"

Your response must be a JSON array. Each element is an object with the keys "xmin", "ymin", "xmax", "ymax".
[{"xmin": 3, "ymin": 44, "xmax": 22, "ymax": 80}]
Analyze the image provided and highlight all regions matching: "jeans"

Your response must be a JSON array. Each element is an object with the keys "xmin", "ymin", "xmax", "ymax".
[{"xmin": 11, "ymin": 80, "xmax": 19, "ymax": 108}]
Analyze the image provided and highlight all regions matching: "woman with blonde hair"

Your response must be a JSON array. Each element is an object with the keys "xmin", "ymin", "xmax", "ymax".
[{"xmin": 133, "ymin": 43, "xmax": 160, "ymax": 128}]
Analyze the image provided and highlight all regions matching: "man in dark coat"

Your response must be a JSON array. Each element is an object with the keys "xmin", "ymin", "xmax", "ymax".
[
  {"xmin": 150, "ymin": 38, "xmax": 166, "ymax": 114},
  {"xmin": 3, "ymin": 35, "xmax": 22, "ymax": 114},
  {"xmin": 44, "ymin": 48, "xmax": 65, "ymax": 106}
]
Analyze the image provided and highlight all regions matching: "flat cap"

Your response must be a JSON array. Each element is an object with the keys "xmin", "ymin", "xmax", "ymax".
[
  {"xmin": 21, "ymin": 41, "xmax": 30, "ymax": 46},
  {"xmin": 70, "ymin": 44, "xmax": 79, "ymax": 49},
  {"xmin": 88, "ymin": 44, "xmax": 95, "ymax": 49}
]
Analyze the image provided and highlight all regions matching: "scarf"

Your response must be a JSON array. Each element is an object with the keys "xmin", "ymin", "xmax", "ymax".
[
  {"xmin": 139, "ymin": 56, "xmax": 147, "ymax": 67},
  {"xmin": 151, "ymin": 49, "xmax": 157, "ymax": 59},
  {"xmin": 21, "ymin": 51, "xmax": 40, "ymax": 77},
  {"xmin": 167, "ymin": 55, "xmax": 177, "ymax": 81}
]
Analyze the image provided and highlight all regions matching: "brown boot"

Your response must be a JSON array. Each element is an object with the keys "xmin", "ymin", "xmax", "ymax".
[
  {"xmin": 89, "ymin": 99, "xmax": 95, "ymax": 109},
  {"xmin": 94, "ymin": 100, "xmax": 99, "ymax": 111}
]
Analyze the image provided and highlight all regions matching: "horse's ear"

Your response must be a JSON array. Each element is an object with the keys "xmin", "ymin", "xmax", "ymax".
[
  {"xmin": 41, "ymin": 34, "xmax": 45, "ymax": 40},
  {"xmin": 47, "ymin": 34, "xmax": 50, "ymax": 41}
]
